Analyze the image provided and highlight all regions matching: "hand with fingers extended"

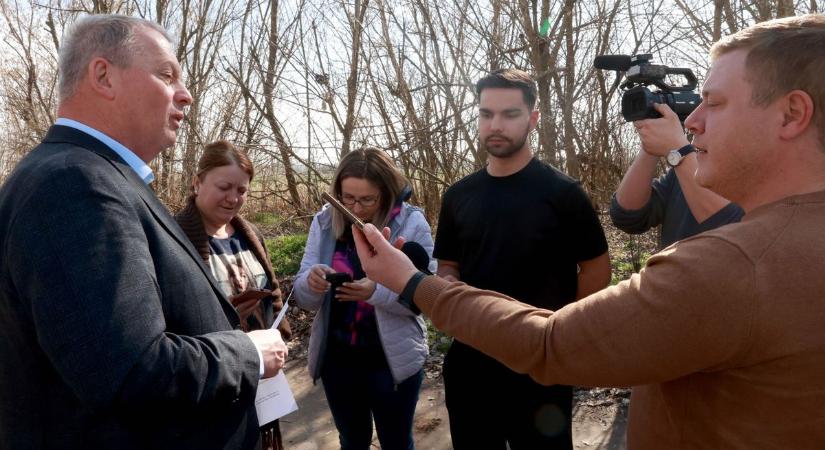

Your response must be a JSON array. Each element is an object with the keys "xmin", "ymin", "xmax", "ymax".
[
  {"xmin": 633, "ymin": 103, "xmax": 690, "ymax": 157},
  {"xmin": 307, "ymin": 264, "xmax": 335, "ymax": 294},
  {"xmin": 351, "ymin": 223, "xmax": 419, "ymax": 294},
  {"xmin": 335, "ymin": 277, "xmax": 377, "ymax": 302}
]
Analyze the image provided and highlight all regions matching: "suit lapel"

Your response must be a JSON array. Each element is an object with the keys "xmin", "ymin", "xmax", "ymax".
[{"xmin": 42, "ymin": 126, "xmax": 241, "ymax": 324}]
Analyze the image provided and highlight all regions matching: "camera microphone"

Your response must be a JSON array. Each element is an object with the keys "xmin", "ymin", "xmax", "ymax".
[
  {"xmin": 401, "ymin": 242, "xmax": 432, "ymax": 275},
  {"xmin": 593, "ymin": 55, "xmax": 632, "ymax": 71}
]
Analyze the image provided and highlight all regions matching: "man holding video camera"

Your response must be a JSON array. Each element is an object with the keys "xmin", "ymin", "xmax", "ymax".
[
  {"xmin": 354, "ymin": 14, "xmax": 825, "ymax": 448},
  {"xmin": 610, "ymin": 102, "xmax": 743, "ymax": 247}
]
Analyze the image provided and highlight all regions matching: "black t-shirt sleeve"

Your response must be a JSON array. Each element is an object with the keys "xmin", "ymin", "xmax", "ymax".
[
  {"xmin": 562, "ymin": 182, "xmax": 609, "ymax": 262},
  {"xmin": 433, "ymin": 190, "xmax": 459, "ymax": 262}
]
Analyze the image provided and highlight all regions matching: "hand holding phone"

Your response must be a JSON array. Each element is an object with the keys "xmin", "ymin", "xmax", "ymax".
[
  {"xmin": 334, "ymin": 277, "xmax": 377, "ymax": 302},
  {"xmin": 321, "ymin": 192, "xmax": 365, "ymax": 230},
  {"xmin": 230, "ymin": 288, "xmax": 272, "ymax": 306},
  {"xmin": 230, "ymin": 288, "xmax": 271, "ymax": 321},
  {"xmin": 325, "ymin": 272, "xmax": 353, "ymax": 288}
]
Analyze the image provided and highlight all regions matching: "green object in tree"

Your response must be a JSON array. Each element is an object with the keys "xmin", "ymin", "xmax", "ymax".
[{"xmin": 539, "ymin": 18, "xmax": 551, "ymax": 37}]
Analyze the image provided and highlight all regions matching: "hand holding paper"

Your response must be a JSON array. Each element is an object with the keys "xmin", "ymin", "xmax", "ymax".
[{"xmin": 246, "ymin": 329, "xmax": 287, "ymax": 378}]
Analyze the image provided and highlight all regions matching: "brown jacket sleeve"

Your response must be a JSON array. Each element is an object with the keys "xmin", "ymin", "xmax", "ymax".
[{"xmin": 414, "ymin": 235, "xmax": 756, "ymax": 387}]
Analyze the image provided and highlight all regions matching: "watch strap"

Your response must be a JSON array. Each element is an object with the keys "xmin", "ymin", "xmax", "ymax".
[
  {"xmin": 398, "ymin": 271, "xmax": 427, "ymax": 315},
  {"xmin": 668, "ymin": 144, "xmax": 695, "ymax": 167},
  {"xmin": 676, "ymin": 144, "xmax": 695, "ymax": 157}
]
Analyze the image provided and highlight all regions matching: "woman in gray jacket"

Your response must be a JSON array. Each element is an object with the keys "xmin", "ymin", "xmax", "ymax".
[{"xmin": 293, "ymin": 147, "xmax": 435, "ymax": 450}]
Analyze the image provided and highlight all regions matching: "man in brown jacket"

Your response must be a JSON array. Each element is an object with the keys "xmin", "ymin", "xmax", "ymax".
[{"xmin": 352, "ymin": 14, "xmax": 825, "ymax": 449}]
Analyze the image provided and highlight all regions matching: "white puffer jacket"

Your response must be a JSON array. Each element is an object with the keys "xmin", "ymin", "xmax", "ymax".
[{"xmin": 293, "ymin": 202, "xmax": 435, "ymax": 384}]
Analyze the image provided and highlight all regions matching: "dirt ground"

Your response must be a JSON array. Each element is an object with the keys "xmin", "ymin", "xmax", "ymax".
[{"xmin": 278, "ymin": 336, "xmax": 628, "ymax": 450}]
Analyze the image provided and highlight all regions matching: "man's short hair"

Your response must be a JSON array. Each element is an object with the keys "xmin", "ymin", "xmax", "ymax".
[
  {"xmin": 58, "ymin": 14, "xmax": 171, "ymax": 102},
  {"xmin": 475, "ymin": 69, "xmax": 538, "ymax": 110},
  {"xmin": 711, "ymin": 14, "xmax": 825, "ymax": 145}
]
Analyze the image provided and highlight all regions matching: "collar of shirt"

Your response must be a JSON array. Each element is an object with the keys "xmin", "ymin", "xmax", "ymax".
[{"xmin": 54, "ymin": 118, "xmax": 155, "ymax": 185}]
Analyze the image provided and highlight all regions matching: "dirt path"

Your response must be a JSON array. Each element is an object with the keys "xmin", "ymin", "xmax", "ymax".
[{"xmin": 279, "ymin": 357, "xmax": 628, "ymax": 449}]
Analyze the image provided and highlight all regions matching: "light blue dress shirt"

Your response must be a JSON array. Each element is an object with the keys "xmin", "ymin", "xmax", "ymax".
[{"xmin": 55, "ymin": 118, "xmax": 155, "ymax": 185}]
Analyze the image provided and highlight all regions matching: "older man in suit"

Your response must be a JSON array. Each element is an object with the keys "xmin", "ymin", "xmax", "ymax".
[{"xmin": 0, "ymin": 15, "xmax": 286, "ymax": 450}]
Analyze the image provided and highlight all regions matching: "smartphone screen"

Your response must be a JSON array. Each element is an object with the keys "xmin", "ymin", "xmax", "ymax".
[{"xmin": 321, "ymin": 192, "xmax": 366, "ymax": 230}]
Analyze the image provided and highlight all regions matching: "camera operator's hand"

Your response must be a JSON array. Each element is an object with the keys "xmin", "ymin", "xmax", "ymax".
[
  {"xmin": 308, "ymin": 264, "xmax": 335, "ymax": 294},
  {"xmin": 633, "ymin": 103, "xmax": 689, "ymax": 157}
]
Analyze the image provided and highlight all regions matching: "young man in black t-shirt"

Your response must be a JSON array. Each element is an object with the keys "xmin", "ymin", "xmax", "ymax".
[{"xmin": 434, "ymin": 69, "xmax": 611, "ymax": 450}]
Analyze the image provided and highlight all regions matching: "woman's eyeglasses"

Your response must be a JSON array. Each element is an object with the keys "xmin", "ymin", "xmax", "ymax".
[{"xmin": 340, "ymin": 194, "xmax": 379, "ymax": 207}]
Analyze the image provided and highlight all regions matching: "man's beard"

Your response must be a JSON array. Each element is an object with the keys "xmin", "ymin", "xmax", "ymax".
[{"xmin": 481, "ymin": 125, "xmax": 530, "ymax": 158}]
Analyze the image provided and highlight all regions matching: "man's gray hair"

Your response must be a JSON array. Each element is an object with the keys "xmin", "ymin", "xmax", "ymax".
[{"xmin": 58, "ymin": 14, "xmax": 172, "ymax": 102}]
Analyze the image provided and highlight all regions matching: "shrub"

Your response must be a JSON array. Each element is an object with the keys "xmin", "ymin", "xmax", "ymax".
[
  {"xmin": 251, "ymin": 211, "xmax": 281, "ymax": 226},
  {"xmin": 426, "ymin": 317, "xmax": 452, "ymax": 354},
  {"xmin": 267, "ymin": 233, "xmax": 308, "ymax": 276}
]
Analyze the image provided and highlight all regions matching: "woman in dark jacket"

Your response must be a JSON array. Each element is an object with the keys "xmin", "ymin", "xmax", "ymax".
[{"xmin": 175, "ymin": 139, "xmax": 291, "ymax": 450}]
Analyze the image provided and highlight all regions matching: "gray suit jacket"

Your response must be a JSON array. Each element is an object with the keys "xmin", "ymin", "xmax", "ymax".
[{"xmin": 0, "ymin": 126, "xmax": 262, "ymax": 449}]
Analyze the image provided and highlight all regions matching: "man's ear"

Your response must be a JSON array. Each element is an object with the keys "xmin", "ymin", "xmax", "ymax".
[
  {"xmin": 779, "ymin": 89, "xmax": 814, "ymax": 140},
  {"xmin": 529, "ymin": 109, "xmax": 539, "ymax": 130},
  {"xmin": 87, "ymin": 57, "xmax": 117, "ymax": 101}
]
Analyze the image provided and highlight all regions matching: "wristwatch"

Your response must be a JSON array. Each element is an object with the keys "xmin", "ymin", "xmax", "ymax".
[{"xmin": 666, "ymin": 144, "xmax": 695, "ymax": 167}]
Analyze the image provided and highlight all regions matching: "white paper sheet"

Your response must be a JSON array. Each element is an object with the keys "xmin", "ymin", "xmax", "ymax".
[
  {"xmin": 255, "ymin": 371, "xmax": 298, "ymax": 425},
  {"xmin": 271, "ymin": 288, "xmax": 292, "ymax": 330},
  {"xmin": 271, "ymin": 299, "xmax": 289, "ymax": 330}
]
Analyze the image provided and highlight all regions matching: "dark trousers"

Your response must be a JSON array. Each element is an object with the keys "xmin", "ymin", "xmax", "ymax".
[
  {"xmin": 443, "ymin": 341, "xmax": 573, "ymax": 450},
  {"xmin": 321, "ymin": 358, "xmax": 423, "ymax": 450}
]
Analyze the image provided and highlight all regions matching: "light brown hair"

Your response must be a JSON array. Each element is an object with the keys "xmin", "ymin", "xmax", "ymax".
[
  {"xmin": 711, "ymin": 14, "xmax": 825, "ymax": 145},
  {"xmin": 330, "ymin": 147, "xmax": 408, "ymax": 239},
  {"xmin": 195, "ymin": 140, "xmax": 255, "ymax": 188}
]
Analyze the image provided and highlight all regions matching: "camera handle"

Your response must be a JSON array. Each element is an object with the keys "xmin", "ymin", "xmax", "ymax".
[
  {"xmin": 622, "ymin": 67, "xmax": 698, "ymax": 93},
  {"xmin": 662, "ymin": 67, "xmax": 698, "ymax": 91}
]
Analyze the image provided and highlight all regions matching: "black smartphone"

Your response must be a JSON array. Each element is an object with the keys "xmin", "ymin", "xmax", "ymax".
[
  {"xmin": 321, "ymin": 191, "xmax": 366, "ymax": 230},
  {"xmin": 325, "ymin": 272, "xmax": 353, "ymax": 286}
]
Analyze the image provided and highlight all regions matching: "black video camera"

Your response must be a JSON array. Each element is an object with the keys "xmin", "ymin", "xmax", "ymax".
[{"xmin": 594, "ymin": 54, "xmax": 700, "ymax": 123}]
